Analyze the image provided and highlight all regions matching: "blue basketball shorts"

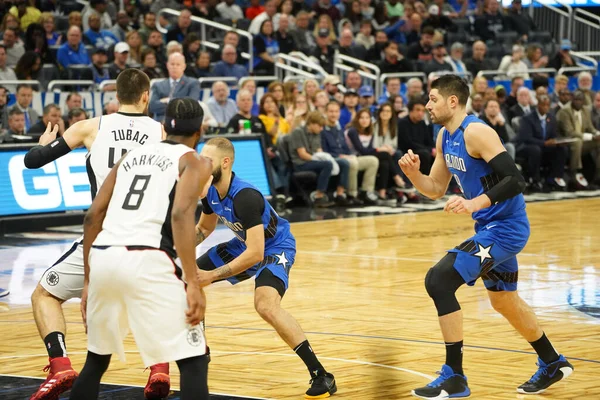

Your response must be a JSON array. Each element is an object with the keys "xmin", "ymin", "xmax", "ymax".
[{"xmin": 448, "ymin": 216, "xmax": 530, "ymax": 292}]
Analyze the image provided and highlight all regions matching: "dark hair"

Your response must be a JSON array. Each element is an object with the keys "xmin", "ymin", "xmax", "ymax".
[
  {"xmin": 259, "ymin": 18, "xmax": 273, "ymax": 36},
  {"xmin": 326, "ymin": 100, "xmax": 340, "ymax": 110},
  {"xmin": 376, "ymin": 102, "xmax": 397, "ymax": 139},
  {"xmin": 511, "ymin": 76, "xmax": 524, "ymax": 84},
  {"xmin": 9, "ymin": 108, "xmax": 24, "ymax": 117},
  {"xmin": 15, "ymin": 51, "xmax": 41, "ymax": 79},
  {"xmin": 141, "ymin": 47, "xmax": 155, "ymax": 63},
  {"xmin": 25, "ymin": 23, "xmax": 48, "ymax": 55},
  {"xmin": 116, "ymin": 68, "xmax": 150, "ymax": 104},
  {"xmin": 532, "ymin": 75, "xmax": 549, "ymax": 90},
  {"xmin": 66, "ymin": 92, "xmax": 81, "ymax": 101},
  {"xmin": 16, "ymin": 84, "xmax": 33, "ymax": 93},
  {"xmin": 430, "ymin": 75, "xmax": 470, "ymax": 106},
  {"xmin": 350, "ymin": 108, "xmax": 373, "ymax": 135},
  {"xmin": 259, "ymin": 93, "xmax": 278, "ymax": 115},
  {"xmin": 43, "ymin": 103, "xmax": 60, "ymax": 115},
  {"xmin": 407, "ymin": 99, "xmax": 426, "ymax": 111},
  {"xmin": 68, "ymin": 107, "xmax": 87, "ymax": 119},
  {"xmin": 484, "ymin": 99, "xmax": 499, "ymax": 109},
  {"xmin": 164, "ymin": 98, "xmax": 204, "ymax": 136},
  {"xmin": 421, "ymin": 26, "xmax": 435, "ymax": 36}
]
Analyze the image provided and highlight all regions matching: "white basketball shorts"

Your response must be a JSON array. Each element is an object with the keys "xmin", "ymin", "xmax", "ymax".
[
  {"xmin": 86, "ymin": 246, "xmax": 207, "ymax": 367},
  {"xmin": 40, "ymin": 239, "xmax": 85, "ymax": 301}
]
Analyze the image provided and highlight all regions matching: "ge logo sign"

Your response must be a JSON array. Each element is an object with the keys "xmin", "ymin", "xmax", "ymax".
[{"xmin": 8, "ymin": 152, "xmax": 91, "ymax": 211}]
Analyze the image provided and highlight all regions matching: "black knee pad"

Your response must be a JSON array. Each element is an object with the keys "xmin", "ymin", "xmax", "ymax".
[{"xmin": 424, "ymin": 253, "xmax": 465, "ymax": 317}]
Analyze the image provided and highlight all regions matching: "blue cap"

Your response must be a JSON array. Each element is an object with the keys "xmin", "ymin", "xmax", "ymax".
[
  {"xmin": 560, "ymin": 39, "xmax": 572, "ymax": 51},
  {"xmin": 359, "ymin": 85, "xmax": 374, "ymax": 97}
]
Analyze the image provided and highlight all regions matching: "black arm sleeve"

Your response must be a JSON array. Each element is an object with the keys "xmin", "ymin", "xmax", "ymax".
[
  {"xmin": 23, "ymin": 137, "xmax": 72, "ymax": 169},
  {"xmin": 485, "ymin": 152, "xmax": 526, "ymax": 205},
  {"xmin": 200, "ymin": 197, "xmax": 214, "ymax": 215},
  {"xmin": 233, "ymin": 188, "xmax": 265, "ymax": 230}
]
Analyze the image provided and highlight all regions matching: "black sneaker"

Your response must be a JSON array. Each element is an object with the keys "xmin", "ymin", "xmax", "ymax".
[
  {"xmin": 411, "ymin": 365, "xmax": 470, "ymax": 399},
  {"xmin": 305, "ymin": 372, "xmax": 337, "ymax": 399},
  {"xmin": 334, "ymin": 194, "xmax": 349, "ymax": 206},
  {"xmin": 313, "ymin": 196, "xmax": 334, "ymax": 208},
  {"xmin": 347, "ymin": 196, "xmax": 363, "ymax": 206},
  {"xmin": 517, "ymin": 355, "xmax": 573, "ymax": 395}
]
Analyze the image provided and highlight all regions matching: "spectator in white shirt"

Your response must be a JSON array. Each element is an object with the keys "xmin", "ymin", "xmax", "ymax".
[
  {"xmin": 206, "ymin": 81, "xmax": 239, "ymax": 127},
  {"xmin": 216, "ymin": 0, "xmax": 245, "ymax": 20}
]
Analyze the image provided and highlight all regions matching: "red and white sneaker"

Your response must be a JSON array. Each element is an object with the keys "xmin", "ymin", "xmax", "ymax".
[
  {"xmin": 30, "ymin": 357, "xmax": 78, "ymax": 400},
  {"xmin": 144, "ymin": 363, "xmax": 170, "ymax": 399}
]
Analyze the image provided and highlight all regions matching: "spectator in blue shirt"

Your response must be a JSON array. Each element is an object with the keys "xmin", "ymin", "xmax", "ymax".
[
  {"xmin": 84, "ymin": 12, "xmax": 119, "ymax": 50},
  {"xmin": 212, "ymin": 45, "xmax": 249, "ymax": 84},
  {"xmin": 339, "ymin": 89, "xmax": 359, "ymax": 129},
  {"xmin": 57, "ymin": 26, "xmax": 90, "ymax": 69}
]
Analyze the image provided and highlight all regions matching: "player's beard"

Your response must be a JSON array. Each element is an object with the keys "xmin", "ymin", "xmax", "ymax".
[{"xmin": 212, "ymin": 166, "xmax": 222, "ymax": 184}]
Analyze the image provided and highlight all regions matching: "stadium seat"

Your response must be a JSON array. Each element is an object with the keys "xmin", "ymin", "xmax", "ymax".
[
  {"xmin": 453, "ymin": 18, "xmax": 472, "ymax": 34},
  {"xmin": 55, "ymin": 16, "xmax": 69, "ymax": 32},
  {"xmin": 529, "ymin": 31, "xmax": 553, "ymax": 44},
  {"xmin": 447, "ymin": 32, "xmax": 468, "ymax": 46},
  {"xmin": 495, "ymin": 31, "xmax": 518, "ymax": 45},
  {"xmin": 236, "ymin": 18, "xmax": 251, "ymax": 31}
]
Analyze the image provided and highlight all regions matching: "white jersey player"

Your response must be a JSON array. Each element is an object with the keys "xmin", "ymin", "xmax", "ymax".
[
  {"xmin": 25, "ymin": 69, "xmax": 165, "ymax": 400},
  {"xmin": 69, "ymin": 98, "xmax": 212, "ymax": 400}
]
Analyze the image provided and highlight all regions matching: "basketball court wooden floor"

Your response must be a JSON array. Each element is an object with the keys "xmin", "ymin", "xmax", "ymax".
[{"xmin": 0, "ymin": 198, "xmax": 599, "ymax": 399}]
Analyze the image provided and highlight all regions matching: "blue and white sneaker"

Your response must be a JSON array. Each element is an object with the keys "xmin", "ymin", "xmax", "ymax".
[
  {"xmin": 517, "ymin": 355, "xmax": 573, "ymax": 394},
  {"xmin": 411, "ymin": 364, "xmax": 470, "ymax": 399},
  {"xmin": 0, "ymin": 288, "xmax": 9, "ymax": 298}
]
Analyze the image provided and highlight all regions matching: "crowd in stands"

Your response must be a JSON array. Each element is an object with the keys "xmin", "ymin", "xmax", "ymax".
[{"xmin": 0, "ymin": 0, "xmax": 599, "ymax": 208}]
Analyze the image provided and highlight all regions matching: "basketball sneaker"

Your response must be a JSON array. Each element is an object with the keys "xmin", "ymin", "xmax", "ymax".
[
  {"xmin": 30, "ymin": 357, "xmax": 78, "ymax": 400},
  {"xmin": 305, "ymin": 372, "xmax": 337, "ymax": 399},
  {"xmin": 144, "ymin": 363, "xmax": 170, "ymax": 400},
  {"xmin": 517, "ymin": 355, "xmax": 573, "ymax": 394},
  {"xmin": 411, "ymin": 364, "xmax": 470, "ymax": 399}
]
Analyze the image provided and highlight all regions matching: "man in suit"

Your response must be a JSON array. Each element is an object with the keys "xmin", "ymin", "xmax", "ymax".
[
  {"xmin": 508, "ymin": 86, "xmax": 532, "ymax": 122},
  {"xmin": 149, "ymin": 52, "xmax": 201, "ymax": 121},
  {"xmin": 556, "ymin": 90, "xmax": 600, "ymax": 189},
  {"xmin": 517, "ymin": 95, "xmax": 567, "ymax": 192},
  {"xmin": 591, "ymin": 91, "xmax": 600, "ymax": 131},
  {"xmin": 2, "ymin": 84, "xmax": 39, "ymax": 132}
]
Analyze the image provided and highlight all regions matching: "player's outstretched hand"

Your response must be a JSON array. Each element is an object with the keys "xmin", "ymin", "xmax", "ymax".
[
  {"xmin": 399, "ymin": 149, "xmax": 421, "ymax": 177},
  {"xmin": 444, "ymin": 195, "xmax": 477, "ymax": 215},
  {"xmin": 185, "ymin": 285, "xmax": 206, "ymax": 326},
  {"xmin": 39, "ymin": 122, "xmax": 59, "ymax": 146},
  {"xmin": 80, "ymin": 283, "xmax": 89, "ymax": 334}
]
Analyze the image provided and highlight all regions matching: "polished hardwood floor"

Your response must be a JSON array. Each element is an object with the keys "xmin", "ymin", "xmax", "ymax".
[{"xmin": 1, "ymin": 198, "xmax": 599, "ymax": 399}]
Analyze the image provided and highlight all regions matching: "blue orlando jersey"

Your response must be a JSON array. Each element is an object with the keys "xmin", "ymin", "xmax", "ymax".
[
  {"xmin": 442, "ymin": 114, "xmax": 526, "ymax": 224},
  {"xmin": 204, "ymin": 174, "xmax": 296, "ymax": 250}
]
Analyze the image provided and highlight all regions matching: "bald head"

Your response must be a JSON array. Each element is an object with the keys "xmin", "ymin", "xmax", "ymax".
[
  {"xmin": 167, "ymin": 52, "xmax": 186, "ymax": 80},
  {"xmin": 67, "ymin": 26, "xmax": 82, "ymax": 47}
]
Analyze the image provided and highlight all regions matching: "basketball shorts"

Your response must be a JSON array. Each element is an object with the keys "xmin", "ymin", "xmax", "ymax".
[
  {"xmin": 86, "ymin": 246, "xmax": 207, "ymax": 367},
  {"xmin": 197, "ymin": 238, "xmax": 295, "ymax": 297},
  {"xmin": 40, "ymin": 238, "xmax": 85, "ymax": 301},
  {"xmin": 448, "ymin": 215, "xmax": 530, "ymax": 292}
]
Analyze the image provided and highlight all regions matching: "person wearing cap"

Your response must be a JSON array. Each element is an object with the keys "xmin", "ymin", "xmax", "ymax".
[
  {"xmin": 446, "ymin": 42, "xmax": 467, "ymax": 74},
  {"xmin": 339, "ymin": 89, "xmax": 360, "ymax": 129},
  {"xmin": 549, "ymin": 40, "xmax": 577, "ymax": 76},
  {"xmin": 84, "ymin": 11, "xmax": 119, "ymax": 51},
  {"xmin": 323, "ymin": 75, "xmax": 341, "ymax": 100},
  {"xmin": 57, "ymin": 26, "xmax": 90, "ymax": 69},
  {"xmin": 422, "ymin": 4, "xmax": 455, "ymax": 34},
  {"xmin": 406, "ymin": 25, "xmax": 434, "ymax": 62},
  {"xmin": 359, "ymin": 85, "xmax": 377, "ymax": 114},
  {"xmin": 378, "ymin": 41, "xmax": 414, "ymax": 75},
  {"xmin": 91, "ymin": 47, "xmax": 110, "ymax": 86},
  {"xmin": 108, "ymin": 42, "xmax": 131, "ymax": 79},
  {"xmin": 82, "ymin": 0, "xmax": 112, "ymax": 32},
  {"xmin": 424, "ymin": 42, "xmax": 453, "ymax": 75},
  {"xmin": 499, "ymin": 44, "xmax": 529, "ymax": 80},
  {"xmin": 312, "ymin": 27, "xmax": 336, "ymax": 74},
  {"xmin": 473, "ymin": 0, "xmax": 506, "ymax": 42},
  {"xmin": 506, "ymin": 0, "xmax": 536, "ymax": 39}
]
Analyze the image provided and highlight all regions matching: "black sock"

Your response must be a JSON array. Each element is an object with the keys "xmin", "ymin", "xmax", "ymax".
[
  {"xmin": 294, "ymin": 340, "xmax": 325, "ymax": 378},
  {"xmin": 529, "ymin": 333, "xmax": 559, "ymax": 364},
  {"xmin": 44, "ymin": 331, "xmax": 67, "ymax": 359},
  {"xmin": 68, "ymin": 351, "xmax": 110, "ymax": 400},
  {"xmin": 177, "ymin": 355, "xmax": 210, "ymax": 400},
  {"xmin": 445, "ymin": 340, "xmax": 464, "ymax": 375}
]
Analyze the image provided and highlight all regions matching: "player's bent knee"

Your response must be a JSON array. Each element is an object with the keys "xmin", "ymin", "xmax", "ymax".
[
  {"xmin": 488, "ymin": 291, "xmax": 517, "ymax": 315},
  {"xmin": 424, "ymin": 253, "xmax": 464, "ymax": 317}
]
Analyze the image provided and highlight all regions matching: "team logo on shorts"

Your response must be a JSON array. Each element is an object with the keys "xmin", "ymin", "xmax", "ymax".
[
  {"xmin": 46, "ymin": 271, "xmax": 60, "ymax": 286},
  {"xmin": 187, "ymin": 327, "xmax": 202, "ymax": 347}
]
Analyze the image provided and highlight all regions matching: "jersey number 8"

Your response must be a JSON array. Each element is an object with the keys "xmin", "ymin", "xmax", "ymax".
[{"xmin": 122, "ymin": 175, "xmax": 151, "ymax": 210}]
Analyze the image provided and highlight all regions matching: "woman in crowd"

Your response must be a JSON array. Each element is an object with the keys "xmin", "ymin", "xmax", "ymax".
[
  {"xmin": 313, "ymin": 14, "xmax": 337, "ymax": 41},
  {"xmin": 254, "ymin": 19, "xmax": 279, "ymax": 76},
  {"xmin": 302, "ymin": 79, "xmax": 320, "ymax": 110},
  {"xmin": 141, "ymin": 48, "xmax": 166, "ymax": 79},
  {"xmin": 288, "ymin": 93, "xmax": 309, "ymax": 130},
  {"xmin": 126, "ymin": 30, "xmax": 142, "ymax": 66},
  {"xmin": 313, "ymin": 90, "xmax": 330, "ymax": 115},
  {"xmin": 268, "ymin": 81, "xmax": 286, "ymax": 116},
  {"xmin": 389, "ymin": 94, "xmax": 409, "ymax": 118},
  {"xmin": 40, "ymin": 12, "xmax": 62, "ymax": 46},
  {"xmin": 188, "ymin": 50, "xmax": 212, "ymax": 78},
  {"xmin": 273, "ymin": 0, "xmax": 296, "ymax": 30},
  {"xmin": 347, "ymin": 108, "xmax": 406, "ymax": 204},
  {"xmin": 259, "ymin": 93, "xmax": 290, "ymax": 146}
]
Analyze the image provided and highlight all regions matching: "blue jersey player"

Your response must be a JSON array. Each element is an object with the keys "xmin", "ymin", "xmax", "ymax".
[
  {"xmin": 399, "ymin": 75, "xmax": 573, "ymax": 399},
  {"xmin": 195, "ymin": 138, "xmax": 337, "ymax": 399}
]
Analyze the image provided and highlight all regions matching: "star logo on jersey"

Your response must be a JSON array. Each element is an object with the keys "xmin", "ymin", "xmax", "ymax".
[
  {"xmin": 473, "ymin": 243, "xmax": 493, "ymax": 265},
  {"xmin": 275, "ymin": 252, "xmax": 289, "ymax": 269}
]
